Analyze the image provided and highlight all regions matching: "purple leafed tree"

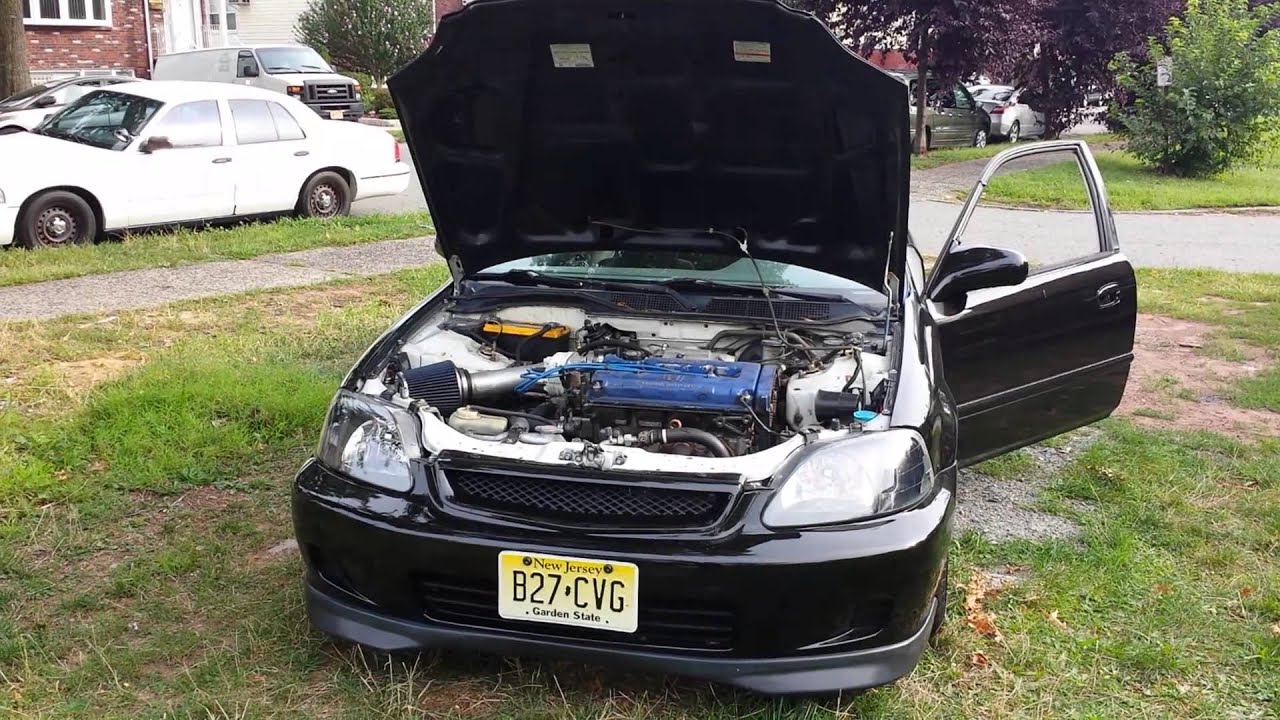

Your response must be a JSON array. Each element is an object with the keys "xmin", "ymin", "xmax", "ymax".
[
  {"xmin": 1001, "ymin": 0, "xmax": 1185, "ymax": 138},
  {"xmin": 791, "ymin": 0, "xmax": 1041, "ymax": 155}
]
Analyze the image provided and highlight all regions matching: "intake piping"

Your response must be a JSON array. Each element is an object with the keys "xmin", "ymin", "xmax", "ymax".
[{"xmin": 639, "ymin": 428, "xmax": 733, "ymax": 457}]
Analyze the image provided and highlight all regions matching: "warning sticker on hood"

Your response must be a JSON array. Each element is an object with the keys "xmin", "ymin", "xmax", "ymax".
[
  {"xmin": 733, "ymin": 41, "xmax": 772, "ymax": 63},
  {"xmin": 550, "ymin": 44, "xmax": 595, "ymax": 68}
]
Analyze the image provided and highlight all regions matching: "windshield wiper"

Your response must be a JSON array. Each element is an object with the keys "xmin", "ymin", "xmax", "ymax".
[
  {"xmin": 651, "ymin": 278, "xmax": 849, "ymax": 302},
  {"xmin": 468, "ymin": 270, "xmax": 698, "ymax": 311}
]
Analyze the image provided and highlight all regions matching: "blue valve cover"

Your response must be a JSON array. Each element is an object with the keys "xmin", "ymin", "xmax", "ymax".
[{"xmin": 584, "ymin": 356, "xmax": 777, "ymax": 415}]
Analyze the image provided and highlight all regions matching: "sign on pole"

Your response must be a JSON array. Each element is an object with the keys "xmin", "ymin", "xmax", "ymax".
[{"xmin": 1156, "ymin": 57, "xmax": 1174, "ymax": 87}]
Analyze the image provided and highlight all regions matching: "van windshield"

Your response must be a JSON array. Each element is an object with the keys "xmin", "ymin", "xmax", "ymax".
[{"xmin": 257, "ymin": 47, "xmax": 333, "ymax": 74}]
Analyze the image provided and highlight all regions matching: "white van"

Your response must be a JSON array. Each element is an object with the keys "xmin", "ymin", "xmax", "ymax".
[{"xmin": 152, "ymin": 45, "xmax": 364, "ymax": 120}]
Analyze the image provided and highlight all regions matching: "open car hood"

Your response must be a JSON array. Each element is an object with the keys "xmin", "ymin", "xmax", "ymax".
[{"xmin": 389, "ymin": 0, "xmax": 911, "ymax": 289}]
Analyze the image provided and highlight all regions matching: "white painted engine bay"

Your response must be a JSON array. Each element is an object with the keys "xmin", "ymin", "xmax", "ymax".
[{"xmin": 357, "ymin": 304, "xmax": 893, "ymax": 481}]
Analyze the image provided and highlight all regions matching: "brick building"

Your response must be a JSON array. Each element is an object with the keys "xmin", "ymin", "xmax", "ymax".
[{"xmin": 20, "ymin": 0, "xmax": 166, "ymax": 82}]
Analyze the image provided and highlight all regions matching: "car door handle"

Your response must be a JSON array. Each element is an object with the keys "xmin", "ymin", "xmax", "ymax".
[
  {"xmin": 1096, "ymin": 283, "xmax": 1123, "ymax": 309},
  {"xmin": 212, "ymin": 157, "xmax": 232, "ymax": 164},
  {"xmin": 293, "ymin": 150, "xmax": 310, "ymax": 157}
]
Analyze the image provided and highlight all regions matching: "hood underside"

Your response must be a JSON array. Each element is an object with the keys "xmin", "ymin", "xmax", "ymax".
[{"xmin": 390, "ymin": 0, "xmax": 911, "ymax": 289}]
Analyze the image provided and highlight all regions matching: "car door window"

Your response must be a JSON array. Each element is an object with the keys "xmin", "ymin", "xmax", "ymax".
[
  {"xmin": 268, "ymin": 102, "xmax": 305, "ymax": 140},
  {"xmin": 230, "ymin": 99, "xmax": 308, "ymax": 143},
  {"xmin": 952, "ymin": 86, "xmax": 974, "ymax": 111},
  {"xmin": 147, "ymin": 100, "xmax": 223, "ymax": 149},
  {"xmin": 939, "ymin": 146, "xmax": 1106, "ymax": 273},
  {"xmin": 230, "ymin": 99, "xmax": 277, "ymax": 144}
]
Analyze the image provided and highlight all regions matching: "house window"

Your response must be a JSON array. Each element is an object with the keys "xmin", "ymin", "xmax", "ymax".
[
  {"xmin": 208, "ymin": 11, "xmax": 238, "ymax": 31},
  {"xmin": 21, "ymin": 0, "xmax": 110, "ymax": 26}
]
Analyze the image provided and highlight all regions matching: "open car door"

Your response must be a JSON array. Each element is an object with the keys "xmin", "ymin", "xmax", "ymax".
[{"xmin": 926, "ymin": 141, "xmax": 1137, "ymax": 467}]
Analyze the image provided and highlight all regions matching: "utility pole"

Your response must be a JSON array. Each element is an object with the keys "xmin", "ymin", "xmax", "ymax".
[{"xmin": 0, "ymin": 0, "xmax": 32, "ymax": 98}]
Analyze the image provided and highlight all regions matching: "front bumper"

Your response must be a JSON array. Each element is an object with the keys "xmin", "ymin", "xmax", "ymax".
[
  {"xmin": 308, "ymin": 103, "xmax": 366, "ymax": 121},
  {"xmin": 0, "ymin": 204, "xmax": 18, "ymax": 246},
  {"xmin": 293, "ymin": 460, "xmax": 954, "ymax": 694}
]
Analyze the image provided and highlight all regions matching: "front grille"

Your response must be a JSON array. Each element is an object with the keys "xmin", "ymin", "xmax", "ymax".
[
  {"xmin": 441, "ymin": 468, "xmax": 733, "ymax": 529},
  {"xmin": 306, "ymin": 82, "xmax": 354, "ymax": 102},
  {"xmin": 419, "ymin": 574, "xmax": 736, "ymax": 651},
  {"xmin": 704, "ymin": 298, "xmax": 833, "ymax": 321}
]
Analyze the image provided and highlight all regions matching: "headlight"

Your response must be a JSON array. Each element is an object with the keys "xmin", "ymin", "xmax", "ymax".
[
  {"xmin": 316, "ymin": 390, "xmax": 421, "ymax": 492},
  {"xmin": 762, "ymin": 430, "xmax": 934, "ymax": 528}
]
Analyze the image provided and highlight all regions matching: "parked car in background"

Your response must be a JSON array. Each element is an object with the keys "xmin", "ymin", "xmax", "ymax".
[
  {"xmin": 891, "ymin": 72, "xmax": 991, "ymax": 149},
  {"xmin": 153, "ymin": 45, "xmax": 365, "ymax": 121},
  {"xmin": 972, "ymin": 85, "xmax": 1045, "ymax": 143},
  {"xmin": 0, "ymin": 81, "xmax": 409, "ymax": 249},
  {"xmin": 0, "ymin": 76, "xmax": 138, "ymax": 134}
]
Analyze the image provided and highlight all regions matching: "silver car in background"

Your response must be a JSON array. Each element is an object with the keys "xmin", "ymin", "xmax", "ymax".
[{"xmin": 971, "ymin": 85, "xmax": 1045, "ymax": 143}]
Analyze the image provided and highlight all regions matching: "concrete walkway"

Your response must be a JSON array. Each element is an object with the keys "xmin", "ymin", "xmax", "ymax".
[{"xmin": 0, "ymin": 238, "xmax": 436, "ymax": 321}]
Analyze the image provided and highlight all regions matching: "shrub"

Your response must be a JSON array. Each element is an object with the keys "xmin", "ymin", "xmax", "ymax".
[
  {"xmin": 1112, "ymin": 0, "xmax": 1280, "ymax": 177},
  {"xmin": 295, "ymin": 0, "xmax": 431, "ymax": 85}
]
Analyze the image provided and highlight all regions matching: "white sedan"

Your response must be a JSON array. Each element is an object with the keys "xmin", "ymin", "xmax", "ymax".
[
  {"xmin": 971, "ymin": 85, "xmax": 1046, "ymax": 143},
  {"xmin": 0, "ymin": 81, "xmax": 410, "ymax": 248}
]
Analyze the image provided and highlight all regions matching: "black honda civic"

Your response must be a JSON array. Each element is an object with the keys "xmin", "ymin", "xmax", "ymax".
[{"xmin": 292, "ymin": 0, "xmax": 1137, "ymax": 694}]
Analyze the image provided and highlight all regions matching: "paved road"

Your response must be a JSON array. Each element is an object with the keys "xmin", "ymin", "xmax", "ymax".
[
  {"xmin": 358, "ymin": 142, "xmax": 1280, "ymax": 273},
  {"xmin": 0, "ymin": 238, "xmax": 436, "ymax": 321}
]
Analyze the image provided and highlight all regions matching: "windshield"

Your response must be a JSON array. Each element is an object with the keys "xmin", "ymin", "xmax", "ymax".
[
  {"xmin": 0, "ymin": 82, "xmax": 55, "ymax": 109},
  {"xmin": 257, "ymin": 47, "xmax": 334, "ymax": 74},
  {"xmin": 36, "ymin": 90, "xmax": 162, "ymax": 150},
  {"xmin": 480, "ymin": 251, "xmax": 878, "ymax": 294}
]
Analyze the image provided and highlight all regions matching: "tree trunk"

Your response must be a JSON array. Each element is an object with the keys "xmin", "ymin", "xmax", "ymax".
[
  {"xmin": 0, "ymin": 0, "xmax": 31, "ymax": 98},
  {"xmin": 914, "ymin": 17, "xmax": 931, "ymax": 156}
]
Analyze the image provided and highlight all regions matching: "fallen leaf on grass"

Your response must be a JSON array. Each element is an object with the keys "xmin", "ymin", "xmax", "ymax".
[
  {"xmin": 1047, "ymin": 610, "xmax": 1069, "ymax": 631},
  {"xmin": 963, "ymin": 572, "xmax": 1005, "ymax": 642},
  {"xmin": 1270, "ymin": 623, "xmax": 1280, "ymax": 637},
  {"xmin": 968, "ymin": 652, "xmax": 990, "ymax": 669}
]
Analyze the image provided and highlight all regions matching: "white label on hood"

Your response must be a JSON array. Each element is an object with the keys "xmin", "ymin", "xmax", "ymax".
[
  {"xmin": 733, "ymin": 41, "xmax": 772, "ymax": 63},
  {"xmin": 550, "ymin": 44, "xmax": 594, "ymax": 68}
]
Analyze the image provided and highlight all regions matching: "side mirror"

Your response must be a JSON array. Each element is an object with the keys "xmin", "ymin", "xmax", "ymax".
[
  {"xmin": 139, "ymin": 136, "xmax": 171, "ymax": 153},
  {"xmin": 33, "ymin": 95, "xmax": 57, "ymax": 109},
  {"xmin": 930, "ymin": 246, "xmax": 1029, "ymax": 306}
]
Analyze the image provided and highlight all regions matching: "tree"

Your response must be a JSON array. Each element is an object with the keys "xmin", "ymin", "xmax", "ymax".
[
  {"xmin": 1, "ymin": 0, "xmax": 31, "ymax": 98},
  {"xmin": 1112, "ymin": 0, "xmax": 1280, "ymax": 176},
  {"xmin": 295, "ymin": 0, "xmax": 433, "ymax": 85},
  {"xmin": 793, "ymin": 0, "xmax": 1040, "ymax": 155},
  {"xmin": 1005, "ymin": 0, "xmax": 1184, "ymax": 138}
]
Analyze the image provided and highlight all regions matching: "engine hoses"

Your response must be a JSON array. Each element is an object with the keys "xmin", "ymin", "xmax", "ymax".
[{"xmin": 638, "ymin": 428, "xmax": 733, "ymax": 457}]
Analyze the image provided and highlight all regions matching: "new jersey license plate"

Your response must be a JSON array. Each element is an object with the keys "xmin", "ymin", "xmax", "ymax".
[
  {"xmin": 497, "ymin": 551, "xmax": 638, "ymax": 633},
  {"xmin": 329, "ymin": 110, "xmax": 344, "ymax": 120}
]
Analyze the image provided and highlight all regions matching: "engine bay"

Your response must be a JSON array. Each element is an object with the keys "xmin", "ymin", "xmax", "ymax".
[{"xmin": 369, "ymin": 305, "xmax": 892, "ymax": 461}]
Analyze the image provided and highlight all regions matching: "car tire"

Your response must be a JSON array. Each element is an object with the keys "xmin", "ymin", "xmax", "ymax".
[
  {"xmin": 930, "ymin": 561, "xmax": 949, "ymax": 643},
  {"xmin": 17, "ymin": 191, "xmax": 97, "ymax": 249},
  {"xmin": 1008, "ymin": 121, "xmax": 1021, "ymax": 144},
  {"xmin": 972, "ymin": 128, "xmax": 989, "ymax": 149},
  {"xmin": 298, "ymin": 171, "xmax": 352, "ymax": 219}
]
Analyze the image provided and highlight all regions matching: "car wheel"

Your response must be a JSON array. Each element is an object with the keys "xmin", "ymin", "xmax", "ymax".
[
  {"xmin": 1008, "ymin": 121, "xmax": 1021, "ymax": 144},
  {"xmin": 972, "ymin": 128, "xmax": 989, "ymax": 149},
  {"xmin": 17, "ymin": 191, "xmax": 97, "ymax": 249},
  {"xmin": 298, "ymin": 171, "xmax": 352, "ymax": 219},
  {"xmin": 930, "ymin": 561, "xmax": 949, "ymax": 642}
]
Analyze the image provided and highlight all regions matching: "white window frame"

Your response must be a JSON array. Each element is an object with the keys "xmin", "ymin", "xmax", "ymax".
[
  {"xmin": 207, "ymin": 9, "xmax": 238, "ymax": 31},
  {"xmin": 22, "ymin": 0, "xmax": 112, "ymax": 28}
]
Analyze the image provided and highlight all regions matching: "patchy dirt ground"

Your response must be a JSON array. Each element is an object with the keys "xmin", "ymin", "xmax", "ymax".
[{"xmin": 1119, "ymin": 314, "xmax": 1279, "ymax": 439}]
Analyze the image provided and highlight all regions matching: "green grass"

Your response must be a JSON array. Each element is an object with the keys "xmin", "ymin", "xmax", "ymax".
[
  {"xmin": 0, "ymin": 267, "xmax": 1277, "ymax": 717},
  {"xmin": 0, "ymin": 212, "xmax": 433, "ymax": 288},
  {"xmin": 911, "ymin": 134, "xmax": 1123, "ymax": 171},
  {"xmin": 983, "ymin": 150, "xmax": 1280, "ymax": 211},
  {"xmin": 390, "ymin": 128, "xmax": 405, "ymax": 143}
]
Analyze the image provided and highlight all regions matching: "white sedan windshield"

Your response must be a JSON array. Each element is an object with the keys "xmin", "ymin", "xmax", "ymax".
[{"xmin": 37, "ymin": 90, "xmax": 162, "ymax": 151}]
